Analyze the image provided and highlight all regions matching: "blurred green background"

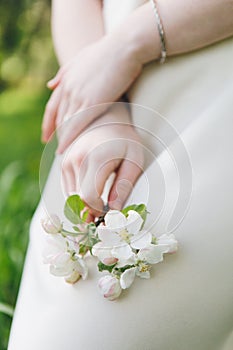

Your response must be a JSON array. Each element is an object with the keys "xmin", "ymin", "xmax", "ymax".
[{"xmin": 0, "ymin": 0, "xmax": 57, "ymax": 348}]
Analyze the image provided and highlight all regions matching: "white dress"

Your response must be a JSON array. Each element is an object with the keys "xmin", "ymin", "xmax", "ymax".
[{"xmin": 8, "ymin": 1, "xmax": 233, "ymax": 349}]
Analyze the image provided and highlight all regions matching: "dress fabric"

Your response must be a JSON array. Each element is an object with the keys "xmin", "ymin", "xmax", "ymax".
[{"xmin": 8, "ymin": 1, "xmax": 233, "ymax": 349}]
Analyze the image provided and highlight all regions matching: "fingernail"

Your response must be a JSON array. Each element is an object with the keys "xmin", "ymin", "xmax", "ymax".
[
  {"xmin": 47, "ymin": 78, "xmax": 56, "ymax": 87},
  {"xmin": 46, "ymin": 82, "xmax": 53, "ymax": 89}
]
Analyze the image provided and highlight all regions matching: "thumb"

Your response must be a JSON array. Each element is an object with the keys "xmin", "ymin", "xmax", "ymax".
[{"xmin": 47, "ymin": 65, "xmax": 66, "ymax": 90}]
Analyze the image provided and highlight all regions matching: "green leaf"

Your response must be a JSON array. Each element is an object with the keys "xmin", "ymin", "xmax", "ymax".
[
  {"xmin": 64, "ymin": 194, "xmax": 86, "ymax": 224},
  {"xmin": 0, "ymin": 302, "xmax": 14, "ymax": 317},
  {"xmin": 97, "ymin": 261, "xmax": 117, "ymax": 273},
  {"xmin": 82, "ymin": 209, "xmax": 89, "ymax": 222},
  {"xmin": 115, "ymin": 264, "xmax": 135, "ymax": 274},
  {"xmin": 73, "ymin": 226, "xmax": 82, "ymax": 232},
  {"xmin": 121, "ymin": 204, "xmax": 148, "ymax": 223},
  {"xmin": 79, "ymin": 244, "xmax": 88, "ymax": 255}
]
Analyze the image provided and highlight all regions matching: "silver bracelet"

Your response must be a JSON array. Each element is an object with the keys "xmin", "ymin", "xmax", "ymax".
[{"xmin": 150, "ymin": 0, "xmax": 167, "ymax": 64}]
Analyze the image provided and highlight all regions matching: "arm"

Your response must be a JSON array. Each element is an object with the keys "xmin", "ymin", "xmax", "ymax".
[
  {"xmin": 43, "ymin": 0, "xmax": 233, "ymax": 148},
  {"xmin": 42, "ymin": 0, "xmax": 104, "ymax": 141},
  {"xmin": 44, "ymin": 1, "xmax": 144, "ymax": 216},
  {"xmin": 51, "ymin": 0, "xmax": 104, "ymax": 65},
  {"xmin": 115, "ymin": 0, "xmax": 233, "ymax": 64}
]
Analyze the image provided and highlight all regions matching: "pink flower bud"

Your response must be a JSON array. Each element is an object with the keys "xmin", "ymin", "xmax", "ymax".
[
  {"xmin": 102, "ymin": 257, "xmax": 118, "ymax": 266},
  {"xmin": 41, "ymin": 214, "xmax": 62, "ymax": 234},
  {"xmin": 98, "ymin": 275, "xmax": 122, "ymax": 301}
]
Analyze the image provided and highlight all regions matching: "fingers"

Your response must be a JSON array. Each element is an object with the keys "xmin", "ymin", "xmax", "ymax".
[
  {"xmin": 62, "ymin": 143, "xmax": 121, "ymax": 217},
  {"xmin": 79, "ymin": 155, "xmax": 119, "ymax": 217},
  {"xmin": 56, "ymin": 104, "xmax": 108, "ymax": 154},
  {"xmin": 61, "ymin": 131, "xmax": 144, "ymax": 217},
  {"xmin": 47, "ymin": 65, "xmax": 68, "ymax": 90},
  {"xmin": 42, "ymin": 86, "xmax": 62, "ymax": 143},
  {"xmin": 47, "ymin": 77, "xmax": 60, "ymax": 90},
  {"xmin": 56, "ymin": 98, "xmax": 69, "ymax": 139},
  {"xmin": 61, "ymin": 159, "xmax": 76, "ymax": 195},
  {"xmin": 108, "ymin": 154, "xmax": 143, "ymax": 210},
  {"xmin": 43, "ymin": 63, "xmax": 74, "ymax": 142},
  {"xmin": 61, "ymin": 152, "xmax": 95, "ymax": 224}
]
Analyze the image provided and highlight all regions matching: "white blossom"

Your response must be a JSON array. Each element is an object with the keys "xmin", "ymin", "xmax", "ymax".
[
  {"xmin": 43, "ymin": 235, "xmax": 88, "ymax": 283},
  {"xmin": 93, "ymin": 210, "xmax": 151, "ymax": 265},
  {"xmin": 120, "ymin": 262, "xmax": 151, "ymax": 290},
  {"xmin": 40, "ymin": 197, "xmax": 179, "ymax": 300}
]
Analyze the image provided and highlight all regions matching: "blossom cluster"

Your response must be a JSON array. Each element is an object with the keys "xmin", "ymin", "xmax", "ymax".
[{"xmin": 41, "ymin": 195, "xmax": 178, "ymax": 301}]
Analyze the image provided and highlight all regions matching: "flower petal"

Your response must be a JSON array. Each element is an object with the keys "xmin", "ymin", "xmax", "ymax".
[
  {"xmin": 97, "ymin": 226, "xmax": 121, "ymax": 245},
  {"xmin": 136, "ymin": 269, "xmax": 150, "ymax": 279},
  {"xmin": 74, "ymin": 258, "xmax": 88, "ymax": 280},
  {"xmin": 49, "ymin": 259, "xmax": 74, "ymax": 276},
  {"xmin": 157, "ymin": 234, "xmax": 178, "ymax": 253},
  {"xmin": 92, "ymin": 242, "xmax": 114, "ymax": 263},
  {"xmin": 104, "ymin": 210, "xmax": 127, "ymax": 229},
  {"xmin": 120, "ymin": 268, "xmax": 136, "ymax": 289},
  {"xmin": 53, "ymin": 252, "xmax": 71, "ymax": 267},
  {"xmin": 126, "ymin": 210, "xmax": 143, "ymax": 235},
  {"xmin": 130, "ymin": 231, "xmax": 152, "ymax": 250},
  {"xmin": 41, "ymin": 214, "xmax": 62, "ymax": 234},
  {"xmin": 43, "ymin": 235, "xmax": 67, "ymax": 262},
  {"xmin": 112, "ymin": 243, "xmax": 133, "ymax": 261},
  {"xmin": 137, "ymin": 244, "xmax": 168, "ymax": 264},
  {"xmin": 116, "ymin": 254, "xmax": 137, "ymax": 268}
]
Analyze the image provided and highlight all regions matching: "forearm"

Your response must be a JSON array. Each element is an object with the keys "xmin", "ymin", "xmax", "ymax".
[
  {"xmin": 51, "ymin": 0, "xmax": 104, "ymax": 65},
  {"xmin": 113, "ymin": 0, "xmax": 233, "ymax": 65}
]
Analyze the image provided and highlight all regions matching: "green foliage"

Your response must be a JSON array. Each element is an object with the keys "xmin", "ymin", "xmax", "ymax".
[
  {"xmin": 0, "ymin": 87, "xmax": 48, "ymax": 349},
  {"xmin": 78, "ymin": 223, "xmax": 98, "ymax": 253},
  {"xmin": 0, "ymin": 163, "xmax": 39, "ymax": 349},
  {"xmin": 0, "ymin": 0, "xmax": 56, "ymax": 90},
  {"xmin": 98, "ymin": 261, "xmax": 117, "ymax": 273},
  {"xmin": 121, "ymin": 204, "xmax": 148, "ymax": 224},
  {"xmin": 64, "ymin": 194, "xmax": 89, "ymax": 225},
  {"xmin": 0, "ymin": 303, "xmax": 14, "ymax": 318},
  {"xmin": 0, "ymin": 0, "xmax": 55, "ymax": 347}
]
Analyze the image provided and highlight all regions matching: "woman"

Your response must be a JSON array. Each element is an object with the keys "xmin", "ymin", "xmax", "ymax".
[{"xmin": 8, "ymin": 1, "xmax": 233, "ymax": 349}]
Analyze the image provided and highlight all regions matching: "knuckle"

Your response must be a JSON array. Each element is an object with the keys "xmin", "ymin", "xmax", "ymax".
[
  {"xmin": 73, "ymin": 153, "xmax": 85, "ymax": 168},
  {"xmin": 62, "ymin": 157, "xmax": 72, "ymax": 172},
  {"xmin": 63, "ymin": 81, "xmax": 72, "ymax": 96}
]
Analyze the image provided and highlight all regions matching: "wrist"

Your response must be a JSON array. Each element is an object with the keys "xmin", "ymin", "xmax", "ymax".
[
  {"xmin": 103, "ymin": 30, "xmax": 143, "ymax": 80},
  {"xmin": 111, "ymin": 3, "xmax": 161, "ymax": 66}
]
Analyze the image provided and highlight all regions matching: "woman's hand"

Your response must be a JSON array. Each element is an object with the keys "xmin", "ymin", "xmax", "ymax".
[
  {"xmin": 42, "ymin": 35, "xmax": 142, "ymax": 153},
  {"xmin": 61, "ymin": 103, "xmax": 144, "ymax": 218}
]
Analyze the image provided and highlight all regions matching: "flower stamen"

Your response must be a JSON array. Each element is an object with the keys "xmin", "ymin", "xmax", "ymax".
[{"xmin": 119, "ymin": 229, "xmax": 132, "ymax": 243}]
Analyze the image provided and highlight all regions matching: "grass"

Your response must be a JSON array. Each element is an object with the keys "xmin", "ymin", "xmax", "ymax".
[{"xmin": 0, "ymin": 86, "xmax": 49, "ymax": 349}]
